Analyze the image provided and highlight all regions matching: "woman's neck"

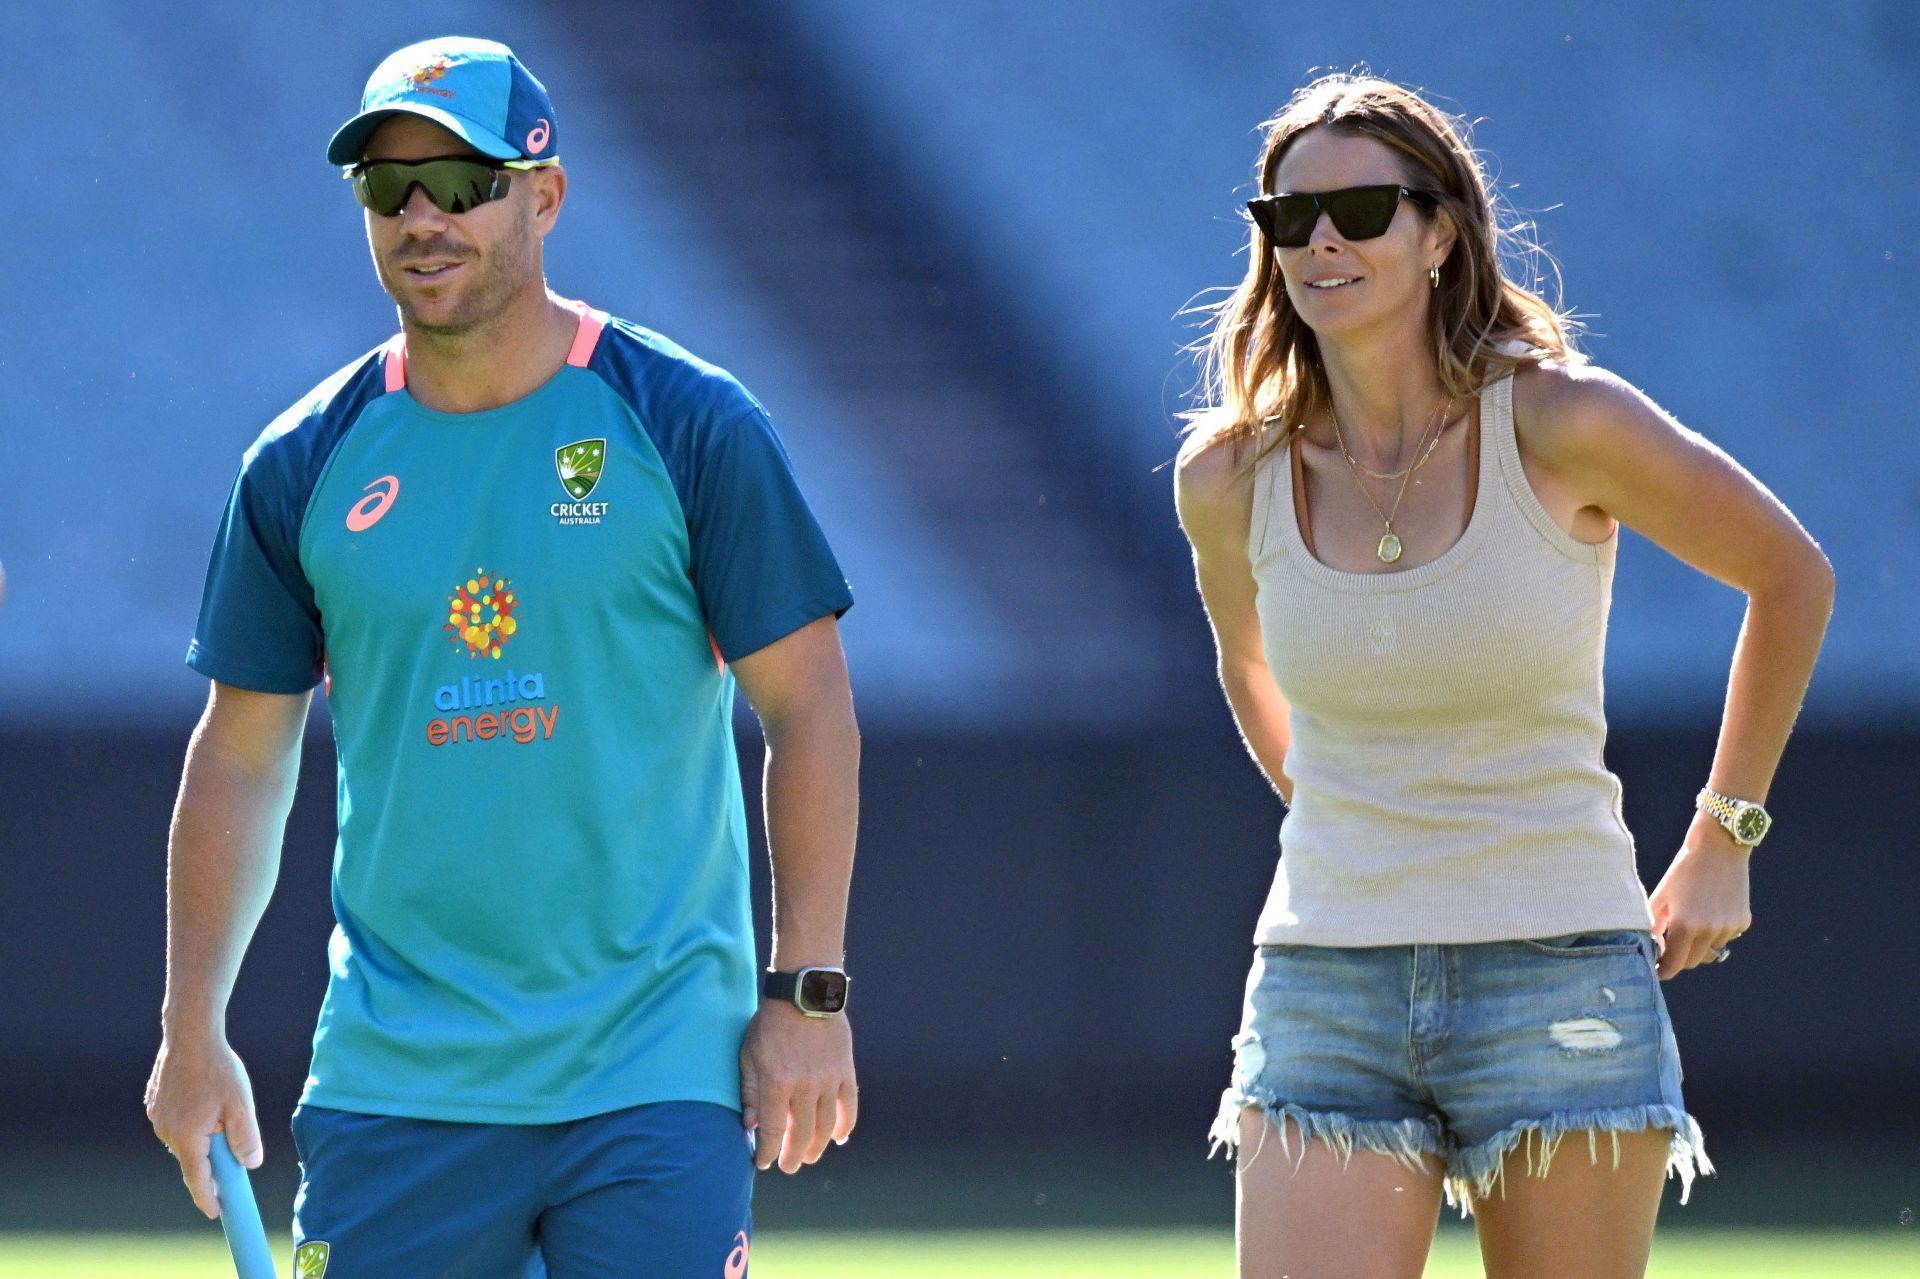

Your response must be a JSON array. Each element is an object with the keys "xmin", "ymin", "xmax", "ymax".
[{"xmin": 1314, "ymin": 324, "xmax": 1450, "ymax": 469}]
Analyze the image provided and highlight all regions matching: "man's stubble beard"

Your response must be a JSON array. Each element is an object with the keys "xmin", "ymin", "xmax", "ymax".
[{"xmin": 383, "ymin": 202, "xmax": 537, "ymax": 340}]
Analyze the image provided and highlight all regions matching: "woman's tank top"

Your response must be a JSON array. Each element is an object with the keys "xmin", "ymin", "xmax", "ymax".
[{"xmin": 1248, "ymin": 370, "xmax": 1654, "ymax": 945}]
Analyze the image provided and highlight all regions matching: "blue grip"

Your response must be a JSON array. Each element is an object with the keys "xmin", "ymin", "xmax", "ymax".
[{"xmin": 209, "ymin": 1130, "xmax": 278, "ymax": 1279}]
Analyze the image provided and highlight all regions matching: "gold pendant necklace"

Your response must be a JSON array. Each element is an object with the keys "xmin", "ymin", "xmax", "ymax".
[{"xmin": 1330, "ymin": 395, "xmax": 1454, "ymax": 564}]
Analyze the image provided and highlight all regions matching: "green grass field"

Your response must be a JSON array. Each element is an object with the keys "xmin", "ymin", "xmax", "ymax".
[{"xmin": 0, "ymin": 1229, "xmax": 1913, "ymax": 1277}]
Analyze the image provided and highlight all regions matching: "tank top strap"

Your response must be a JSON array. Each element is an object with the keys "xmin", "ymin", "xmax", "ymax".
[
  {"xmin": 1482, "ymin": 368, "xmax": 1607, "ymax": 562},
  {"xmin": 1248, "ymin": 425, "xmax": 1290, "ymax": 562}
]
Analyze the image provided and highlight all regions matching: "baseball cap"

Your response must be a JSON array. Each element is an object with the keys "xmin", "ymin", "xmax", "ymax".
[{"xmin": 327, "ymin": 37, "xmax": 558, "ymax": 167}]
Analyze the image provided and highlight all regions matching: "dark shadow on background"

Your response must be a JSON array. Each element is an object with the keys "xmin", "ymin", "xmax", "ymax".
[{"xmin": 2, "ymin": 719, "xmax": 1914, "ymax": 1233}]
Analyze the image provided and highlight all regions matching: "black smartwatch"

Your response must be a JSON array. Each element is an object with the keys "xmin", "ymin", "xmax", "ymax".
[{"xmin": 762, "ymin": 966, "xmax": 850, "ymax": 1018}]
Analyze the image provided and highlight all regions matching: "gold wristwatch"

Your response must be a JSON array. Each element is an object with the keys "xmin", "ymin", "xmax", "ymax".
[{"xmin": 1696, "ymin": 788, "xmax": 1772, "ymax": 849}]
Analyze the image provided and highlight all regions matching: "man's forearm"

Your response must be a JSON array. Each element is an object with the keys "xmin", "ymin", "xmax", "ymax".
[
  {"xmin": 761, "ymin": 701, "xmax": 859, "ymax": 971},
  {"xmin": 161, "ymin": 727, "xmax": 300, "ymax": 1036}
]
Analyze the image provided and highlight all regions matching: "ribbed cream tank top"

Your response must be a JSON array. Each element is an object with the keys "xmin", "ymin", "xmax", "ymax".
[{"xmin": 1249, "ymin": 370, "xmax": 1655, "ymax": 946}]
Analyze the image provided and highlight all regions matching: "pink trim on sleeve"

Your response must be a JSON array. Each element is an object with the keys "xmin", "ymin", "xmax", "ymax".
[
  {"xmin": 383, "ymin": 335, "xmax": 407, "ymax": 392},
  {"xmin": 564, "ymin": 302, "xmax": 609, "ymax": 367}
]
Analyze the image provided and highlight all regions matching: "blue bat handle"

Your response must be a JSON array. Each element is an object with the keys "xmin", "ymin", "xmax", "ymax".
[{"xmin": 209, "ymin": 1130, "xmax": 278, "ymax": 1279}]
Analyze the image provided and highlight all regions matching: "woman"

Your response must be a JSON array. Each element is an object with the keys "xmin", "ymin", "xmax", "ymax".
[{"xmin": 1175, "ymin": 74, "xmax": 1832, "ymax": 1279}]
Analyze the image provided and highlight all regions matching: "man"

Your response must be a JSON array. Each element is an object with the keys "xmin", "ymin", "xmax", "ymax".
[{"xmin": 144, "ymin": 37, "xmax": 859, "ymax": 1277}]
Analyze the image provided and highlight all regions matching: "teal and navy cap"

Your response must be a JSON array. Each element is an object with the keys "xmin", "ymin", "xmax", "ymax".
[{"xmin": 327, "ymin": 37, "xmax": 558, "ymax": 167}]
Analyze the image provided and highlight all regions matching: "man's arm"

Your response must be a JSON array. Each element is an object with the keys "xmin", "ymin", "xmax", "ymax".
[
  {"xmin": 729, "ymin": 615, "xmax": 859, "ymax": 1174},
  {"xmin": 145, "ymin": 680, "xmax": 310, "ymax": 1218}
]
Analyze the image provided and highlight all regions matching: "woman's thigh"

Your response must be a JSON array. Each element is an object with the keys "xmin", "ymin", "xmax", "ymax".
[
  {"xmin": 1217, "ymin": 944, "xmax": 1450, "ymax": 1279},
  {"xmin": 1470, "ymin": 1126, "xmax": 1668, "ymax": 1279},
  {"xmin": 1236, "ymin": 1110, "xmax": 1446, "ymax": 1279}
]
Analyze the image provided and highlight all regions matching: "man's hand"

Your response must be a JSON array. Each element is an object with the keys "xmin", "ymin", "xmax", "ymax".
[
  {"xmin": 739, "ymin": 1003, "xmax": 857, "ymax": 1174},
  {"xmin": 144, "ymin": 1033, "xmax": 263, "ymax": 1218}
]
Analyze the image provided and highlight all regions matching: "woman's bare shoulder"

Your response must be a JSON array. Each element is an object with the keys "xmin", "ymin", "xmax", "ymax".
[
  {"xmin": 1175, "ymin": 417, "xmax": 1263, "ymax": 552},
  {"xmin": 1511, "ymin": 360, "xmax": 1655, "ymax": 461}
]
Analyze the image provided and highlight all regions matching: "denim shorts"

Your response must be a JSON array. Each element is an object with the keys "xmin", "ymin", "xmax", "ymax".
[{"xmin": 1209, "ymin": 930, "xmax": 1711, "ymax": 1212}]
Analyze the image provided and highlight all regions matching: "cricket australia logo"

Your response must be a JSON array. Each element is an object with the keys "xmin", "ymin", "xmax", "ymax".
[
  {"xmin": 552, "ymin": 438, "xmax": 610, "ymax": 525},
  {"xmin": 294, "ymin": 1240, "xmax": 331, "ymax": 1277}
]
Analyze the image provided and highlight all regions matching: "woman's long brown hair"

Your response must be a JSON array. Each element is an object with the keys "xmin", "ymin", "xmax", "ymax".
[{"xmin": 1186, "ymin": 74, "xmax": 1583, "ymax": 456}]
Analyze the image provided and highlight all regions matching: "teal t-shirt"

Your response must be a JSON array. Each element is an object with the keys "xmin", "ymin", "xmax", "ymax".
[{"xmin": 187, "ymin": 305, "xmax": 852, "ymax": 1123}]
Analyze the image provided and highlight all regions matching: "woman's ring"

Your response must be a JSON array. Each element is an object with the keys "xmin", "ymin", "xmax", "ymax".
[{"xmin": 1713, "ymin": 947, "xmax": 1732, "ymax": 963}]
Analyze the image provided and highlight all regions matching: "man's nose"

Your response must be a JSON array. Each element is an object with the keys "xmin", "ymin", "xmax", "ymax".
[{"xmin": 395, "ymin": 184, "xmax": 451, "ymax": 233}]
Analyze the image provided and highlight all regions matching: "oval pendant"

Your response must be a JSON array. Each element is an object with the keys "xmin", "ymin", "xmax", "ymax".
[{"xmin": 1377, "ymin": 531, "xmax": 1404, "ymax": 564}]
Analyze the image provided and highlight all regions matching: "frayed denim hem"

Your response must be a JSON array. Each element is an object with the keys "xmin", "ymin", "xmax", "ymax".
[
  {"xmin": 1444, "ymin": 1104, "xmax": 1713, "ymax": 1216},
  {"xmin": 1208, "ymin": 1092, "xmax": 1712, "ymax": 1218},
  {"xmin": 1208, "ymin": 1088, "xmax": 1446, "ymax": 1180}
]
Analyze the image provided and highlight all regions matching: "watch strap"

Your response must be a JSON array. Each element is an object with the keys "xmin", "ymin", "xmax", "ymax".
[
  {"xmin": 1696, "ymin": 787, "xmax": 1770, "ymax": 848},
  {"xmin": 761, "ymin": 966, "xmax": 849, "ymax": 1016},
  {"xmin": 761, "ymin": 970, "xmax": 801, "ymax": 1003}
]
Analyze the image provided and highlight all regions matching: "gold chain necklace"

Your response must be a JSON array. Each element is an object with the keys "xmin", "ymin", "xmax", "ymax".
[
  {"xmin": 1351, "ymin": 408, "xmax": 1458, "ymax": 479},
  {"xmin": 1329, "ymin": 395, "xmax": 1454, "ymax": 564}
]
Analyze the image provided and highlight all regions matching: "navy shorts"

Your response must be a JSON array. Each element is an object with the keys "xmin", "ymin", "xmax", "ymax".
[
  {"xmin": 1209, "ymin": 930, "xmax": 1712, "ymax": 1211},
  {"xmin": 290, "ymin": 1100, "xmax": 754, "ymax": 1278}
]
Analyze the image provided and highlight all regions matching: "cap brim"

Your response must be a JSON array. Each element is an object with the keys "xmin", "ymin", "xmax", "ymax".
[{"xmin": 326, "ymin": 102, "xmax": 521, "ymax": 166}]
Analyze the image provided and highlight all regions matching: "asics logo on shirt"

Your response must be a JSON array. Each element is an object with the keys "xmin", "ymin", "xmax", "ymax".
[{"xmin": 345, "ymin": 476, "xmax": 400, "ymax": 532}]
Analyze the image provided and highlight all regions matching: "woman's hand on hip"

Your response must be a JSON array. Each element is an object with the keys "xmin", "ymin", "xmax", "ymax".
[{"xmin": 1648, "ymin": 814, "xmax": 1753, "ymax": 979}]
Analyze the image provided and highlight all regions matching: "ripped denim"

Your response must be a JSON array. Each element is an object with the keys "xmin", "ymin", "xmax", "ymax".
[{"xmin": 1209, "ymin": 931, "xmax": 1712, "ymax": 1214}]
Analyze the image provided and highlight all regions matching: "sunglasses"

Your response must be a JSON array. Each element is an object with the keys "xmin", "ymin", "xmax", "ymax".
[
  {"xmin": 1246, "ymin": 184, "xmax": 1437, "ymax": 248},
  {"xmin": 348, "ymin": 155, "xmax": 515, "ymax": 217}
]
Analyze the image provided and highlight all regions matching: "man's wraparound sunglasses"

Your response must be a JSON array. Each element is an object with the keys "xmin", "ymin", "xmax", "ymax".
[
  {"xmin": 1246, "ymin": 184, "xmax": 1438, "ymax": 248},
  {"xmin": 348, "ymin": 155, "xmax": 518, "ymax": 217}
]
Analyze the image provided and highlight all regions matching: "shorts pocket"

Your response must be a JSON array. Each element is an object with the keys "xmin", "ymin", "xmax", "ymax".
[{"xmin": 1518, "ymin": 930, "xmax": 1646, "ymax": 957}]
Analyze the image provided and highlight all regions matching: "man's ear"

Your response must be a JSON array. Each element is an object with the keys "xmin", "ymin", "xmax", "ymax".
[{"xmin": 530, "ymin": 164, "xmax": 567, "ymax": 235}]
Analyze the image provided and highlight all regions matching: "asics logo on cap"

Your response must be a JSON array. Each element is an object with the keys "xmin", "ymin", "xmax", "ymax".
[{"xmin": 526, "ymin": 118, "xmax": 551, "ymax": 154}]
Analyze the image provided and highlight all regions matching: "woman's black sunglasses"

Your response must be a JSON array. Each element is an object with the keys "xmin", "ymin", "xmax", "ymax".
[
  {"xmin": 1246, "ymin": 184, "xmax": 1438, "ymax": 248},
  {"xmin": 348, "ymin": 155, "xmax": 515, "ymax": 217}
]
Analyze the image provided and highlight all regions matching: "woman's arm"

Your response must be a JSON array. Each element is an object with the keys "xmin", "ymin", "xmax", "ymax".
[
  {"xmin": 1517, "ymin": 364, "xmax": 1836, "ymax": 978},
  {"xmin": 1176, "ymin": 428, "xmax": 1296, "ymax": 804}
]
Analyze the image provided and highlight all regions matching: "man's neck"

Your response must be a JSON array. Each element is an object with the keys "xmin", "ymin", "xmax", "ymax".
[{"xmin": 401, "ymin": 287, "xmax": 578, "ymax": 414}]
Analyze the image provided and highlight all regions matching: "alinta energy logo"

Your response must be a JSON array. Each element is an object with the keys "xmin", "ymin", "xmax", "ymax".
[
  {"xmin": 426, "ymin": 567, "xmax": 559, "ymax": 748},
  {"xmin": 552, "ymin": 438, "xmax": 610, "ymax": 525},
  {"xmin": 445, "ymin": 568, "xmax": 518, "ymax": 660},
  {"xmin": 404, "ymin": 56, "xmax": 455, "ymax": 99}
]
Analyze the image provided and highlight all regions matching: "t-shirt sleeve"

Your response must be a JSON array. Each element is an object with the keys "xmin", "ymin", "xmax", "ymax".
[
  {"xmin": 688, "ymin": 406, "xmax": 853, "ymax": 662},
  {"xmin": 185, "ymin": 443, "xmax": 325, "ymax": 693}
]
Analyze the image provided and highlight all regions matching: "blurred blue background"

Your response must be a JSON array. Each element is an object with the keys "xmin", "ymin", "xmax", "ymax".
[{"xmin": 1, "ymin": 0, "xmax": 1914, "ymax": 1245}]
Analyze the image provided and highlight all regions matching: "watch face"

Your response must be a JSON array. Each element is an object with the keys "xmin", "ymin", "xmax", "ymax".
[
  {"xmin": 1734, "ymin": 807, "xmax": 1770, "ymax": 845},
  {"xmin": 798, "ymin": 968, "xmax": 848, "ymax": 1014}
]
